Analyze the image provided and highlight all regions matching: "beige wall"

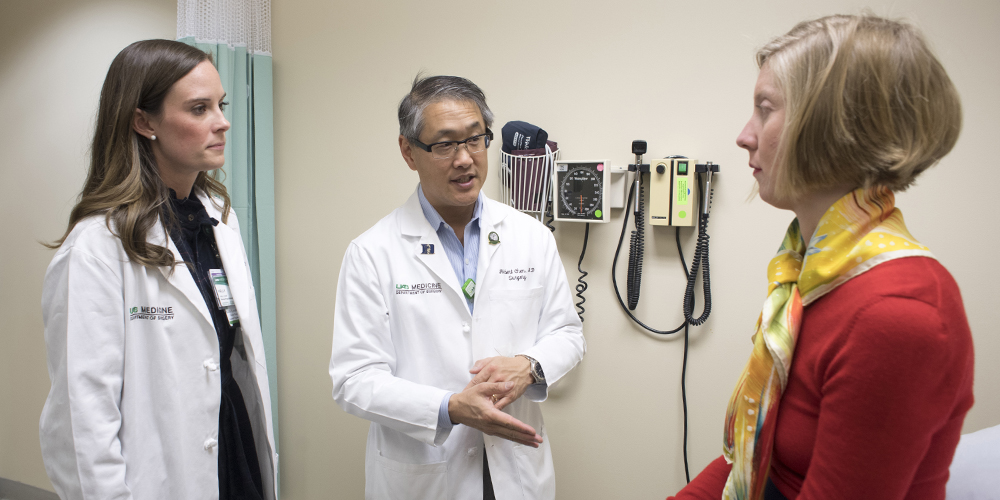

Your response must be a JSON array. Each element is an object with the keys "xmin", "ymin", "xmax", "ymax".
[
  {"xmin": 270, "ymin": 0, "xmax": 999, "ymax": 498},
  {"xmin": 1, "ymin": 0, "xmax": 997, "ymax": 497},
  {"xmin": 0, "ymin": 0, "xmax": 177, "ymax": 490}
]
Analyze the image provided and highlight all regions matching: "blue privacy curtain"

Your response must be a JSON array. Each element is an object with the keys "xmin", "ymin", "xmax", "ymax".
[{"xmin": 177, "ymin": 0, "xmax": 278, "ymax": 486}]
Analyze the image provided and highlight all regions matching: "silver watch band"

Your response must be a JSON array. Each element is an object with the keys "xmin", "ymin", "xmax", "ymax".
[{"xmin": 517, "ymin": 354, "xmax": 545, "ymax": 385}]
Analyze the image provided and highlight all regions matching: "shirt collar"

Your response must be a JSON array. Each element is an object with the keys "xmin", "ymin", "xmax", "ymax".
[{"xmin": 417, "ymin": 184, "xmax": 482, "ymax": 232}]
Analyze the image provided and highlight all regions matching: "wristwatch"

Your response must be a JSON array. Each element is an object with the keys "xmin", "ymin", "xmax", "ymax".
[{"xmin": 517, "ymin": 355, "xmax": 546, "ymax": 385}]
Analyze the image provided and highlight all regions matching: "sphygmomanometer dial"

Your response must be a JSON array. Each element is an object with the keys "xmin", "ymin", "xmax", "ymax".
[{"xmin": 560, "ymin": 167, "xmax": 602, "ymax": 217}]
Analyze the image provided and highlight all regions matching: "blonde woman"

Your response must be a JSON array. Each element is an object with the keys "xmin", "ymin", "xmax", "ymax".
[
  {"xmin": 671, "ymin": 15, "xmax": 973, "ymax": 500},
  {"xmin": 40, "ymin": 40, "xmax": 276, "ymax": 500}
]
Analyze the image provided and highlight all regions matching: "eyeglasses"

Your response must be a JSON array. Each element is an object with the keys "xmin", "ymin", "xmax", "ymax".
[{"xmin": 412, "ymin": 129, "xmax": 493, "ymax": 160}]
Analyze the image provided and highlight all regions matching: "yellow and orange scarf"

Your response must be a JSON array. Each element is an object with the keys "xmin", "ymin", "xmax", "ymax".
[{"xmin": 722, "ymin": 186, "xmax": 933, "ymax": 499}]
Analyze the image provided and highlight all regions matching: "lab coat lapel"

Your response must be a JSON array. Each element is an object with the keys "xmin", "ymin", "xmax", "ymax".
[
  {"xmin": 475, "ymin": 196, "xmax": 506, "ymax": 290},
  {"xmin": 211, "ymin": 213, "xmax": 252, "ymax": 325},
  {"xmin": 153, "ymin": 220, "xmax": 215, "ymax": 330},
  {"xmin": 471, "ymin": 196, "xmax": 507, "ymax": 360},
  {"xmin": 399, "ymin": 190, "xmax": 466, "ymax": 304}
]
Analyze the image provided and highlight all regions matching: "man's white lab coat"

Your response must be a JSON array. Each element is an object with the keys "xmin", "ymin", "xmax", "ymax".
[{"xmin": 330, "ymin": 189, "xmax": 586, "ymax": 500}]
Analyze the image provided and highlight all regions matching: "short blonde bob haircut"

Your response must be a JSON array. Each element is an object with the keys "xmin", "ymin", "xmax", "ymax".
[{"xmin": 759, "ymin": 14, "xmax": 962, "ymax": 198}]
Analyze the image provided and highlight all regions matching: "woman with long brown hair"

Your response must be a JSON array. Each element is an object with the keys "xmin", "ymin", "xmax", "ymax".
[{"xmin": 40, "ymin": 39, "xmax": 276, "ymax": 500}]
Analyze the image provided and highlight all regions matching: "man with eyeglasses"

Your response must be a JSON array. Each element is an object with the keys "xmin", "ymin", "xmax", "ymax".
[{"xmin": 330, "ymin": 75, "xmax": 586, "ymax": 500}]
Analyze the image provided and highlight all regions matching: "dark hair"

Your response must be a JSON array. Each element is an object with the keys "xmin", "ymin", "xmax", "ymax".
[
  {"xmin": 50, "ymin": 39, "xmax": 231, "ymax": 270},
  {"xmin": 398, "ymin": 74, "xmax": 494, "ymax": 142}
]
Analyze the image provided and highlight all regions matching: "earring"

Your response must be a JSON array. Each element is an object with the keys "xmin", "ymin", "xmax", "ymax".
[{"xmin": 150, "ymin": 135, "xmax": 157, "ymax": 141}]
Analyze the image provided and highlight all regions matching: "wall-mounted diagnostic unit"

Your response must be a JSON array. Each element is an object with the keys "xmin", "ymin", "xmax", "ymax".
[
  {"xmin": 613, "ymin": 140, "xmax": 721, "ymax": 486},
  {"xmin": 649, "ymin": 158, "xmax": 696, "ymax": 226},
  {"xmin": 553, "ymin": 160, "xmax": 610, "ymax": 223}
]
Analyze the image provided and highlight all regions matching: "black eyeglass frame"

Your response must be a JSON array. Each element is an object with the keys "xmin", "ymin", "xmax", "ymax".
[{"xmin": 411, "ymin": 128, "xmax": 494, "ymax": 158}]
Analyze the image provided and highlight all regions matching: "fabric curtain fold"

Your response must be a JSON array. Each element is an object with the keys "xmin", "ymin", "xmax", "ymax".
[{"xmin": 177, "ymin": 0, "xmax": 278, "ymax": 488}]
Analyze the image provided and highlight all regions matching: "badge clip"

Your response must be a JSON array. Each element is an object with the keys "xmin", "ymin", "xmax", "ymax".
[
  {"xmin": 209, "ymin": 269, "xmax": 239, "ymax": 326},
  {"xmin": 462, "ymin": 278, "xmax": 476, "ymax": 299}
]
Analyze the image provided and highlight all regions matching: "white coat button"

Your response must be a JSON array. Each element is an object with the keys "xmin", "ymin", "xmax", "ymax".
[
  {"xmin": 462, "ymin": 323, "xmax": 470, "ymax": 333},
  {"xmin": 203, "ymin": 359, "xmax": 219, "ymax": 371},
  {"xmin": 467, "ymin": 447, "xmax": 478, "ymax": 457},
  {"xmin": 204, "ymin": 438, "xmax": 218, "ymax": 450}
]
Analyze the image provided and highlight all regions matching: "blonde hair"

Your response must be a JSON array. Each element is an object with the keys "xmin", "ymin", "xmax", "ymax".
[
  {"xmin": 759, "ymin": 14, "xmax": 962, "ymax": 198},
  {"xmin": 49, "ymin": 40, "xmax": 231, "ymax": 270}
]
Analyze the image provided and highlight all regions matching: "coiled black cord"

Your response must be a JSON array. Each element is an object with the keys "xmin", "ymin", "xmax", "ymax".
[
  {"xmin": 626, "ymin": 173, "xmax": 645, "ymax": 310},
  {"xmin": 683, "ymin": 177, "xmax": 713, "ymax": 325},
  {"xmin": 611, "ymin": 178, "xmax": 686, "ymax": 335},
  {"xmin": 575, "ymin": 223, "xmax": 590, "ymax": 321},
  {"xmin": 545, "ymin": 200, "xmax": 556, "ymax": 232},
  {"xmin": 612, "ymin": 174, "xmax": 714, "ymax": 333},
  {"xmin": 612, "ymin": 171, "xmax": 717, "ymax": 485}
]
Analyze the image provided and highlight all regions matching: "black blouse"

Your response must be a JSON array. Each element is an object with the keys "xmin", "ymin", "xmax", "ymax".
[{"xmin": 167, "ymin": 191, "xmax": 263, "ymax": 500}]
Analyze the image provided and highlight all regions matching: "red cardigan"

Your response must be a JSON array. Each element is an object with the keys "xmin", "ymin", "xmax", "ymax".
[{"xmin": 670, "ymin": 257, "xmax": 975, "ymax": 500}]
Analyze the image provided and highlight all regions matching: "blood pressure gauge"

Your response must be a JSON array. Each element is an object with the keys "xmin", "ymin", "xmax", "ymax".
[
  {"xmin": 553, "ymin": 160, "xmax": 610, "ymax": 223},
  {"xmin": 561, "ymin": 168, "xmax": 601, "ymax": 216}
]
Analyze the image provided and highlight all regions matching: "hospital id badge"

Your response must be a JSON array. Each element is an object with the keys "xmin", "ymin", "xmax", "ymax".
[
  {"xmin": 209, "ymin": 269, "xmax": 239, "ymax": 326},
  {"xmin": 222, "ymin": 305, "xmax": 239, "ymax": 326}
]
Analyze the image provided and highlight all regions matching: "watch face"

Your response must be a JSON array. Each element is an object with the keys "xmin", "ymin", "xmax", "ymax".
[
  {"xmin": 532, "ymin": 361, "xmax": 545, "ymax": 382},
  {"xmin": 520, "ymin": 354, "xmax": 544, "ymax": 383}
]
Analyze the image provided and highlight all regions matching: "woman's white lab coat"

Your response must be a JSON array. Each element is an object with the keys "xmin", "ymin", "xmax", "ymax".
[
  {"xmin": 330, "ymin": 189, "xmax": 587, "ymax": 500},
  {"xmin": 40, "ymin": 193, "xmax": 277, "ymax": 500}
]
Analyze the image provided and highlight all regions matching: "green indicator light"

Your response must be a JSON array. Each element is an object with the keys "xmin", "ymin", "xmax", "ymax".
[
  {"xmin": 594, "ymin": 209, "xmax": 603, "ymax": 219},
  {"xmin": 678, "ymin": 161, "xmax": 688, "ymax": 175},
  {"xmin": 679, "ymin": 210, "xmax": 687, "ymax": 219}
]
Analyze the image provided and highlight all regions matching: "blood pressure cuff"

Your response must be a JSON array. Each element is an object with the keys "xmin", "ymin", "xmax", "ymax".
[
  {"xmin": 501, "ymin": 121, "xmax": 548, "ymax": 153},
  {"xmin": 510, "ymin": 140, "xmax": 558, "ymax": 157},
  {"xmin": 504, "ymin": 141, "xmax": 559, "ymax": 212}
]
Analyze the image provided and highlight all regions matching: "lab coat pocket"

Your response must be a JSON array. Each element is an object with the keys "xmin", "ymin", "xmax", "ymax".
[
  {"xmin": 487, "ymin": 287, "xmax": 543, "ymax": 356},
  {"xmin": 513, "ymin": 436, "xmax": 555, "ymax": 500},
  {"xmin": 370, "ymin": 452, "xmax": 448, "ymax": 500}
]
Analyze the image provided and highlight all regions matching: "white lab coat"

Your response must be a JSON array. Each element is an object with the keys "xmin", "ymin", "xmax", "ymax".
[
  {"xmin": 40, "ymin": 192, "xmax": 277, "ymax": 500},
  {"xmin": 330, "ymin": 189, "xmax": 586, "ymax": 500}
]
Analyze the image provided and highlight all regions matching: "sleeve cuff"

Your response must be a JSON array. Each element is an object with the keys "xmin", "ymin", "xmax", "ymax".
[
  {"xmin": 434, "ymin": 392, "xmax": 455, "ymax": 446},
  {"xmin": 518, "ymin": 353, "xmax": 549, "ymax": 402},
  {"xmin": 524, "ymin": 381, "xmax": 548, "ymax": 402}
]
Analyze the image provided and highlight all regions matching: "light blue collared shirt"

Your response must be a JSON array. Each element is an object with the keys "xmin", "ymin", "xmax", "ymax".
[
  {"xmin": 417, "ymin": 186, "xmax": 482, "ymax": 313},
  {"xmin": 417, "ymin": 186, "xmax": 483, "ymax": 443}
]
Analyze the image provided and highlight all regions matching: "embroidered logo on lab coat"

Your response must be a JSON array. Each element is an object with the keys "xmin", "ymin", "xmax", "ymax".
[
  {"xmin": 395, "ymin": 282, "xmax": 444, "ymax": 295},
  {"xmin": 129, "ymin": 306, "xmax": 175, "ymax": 321}
]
